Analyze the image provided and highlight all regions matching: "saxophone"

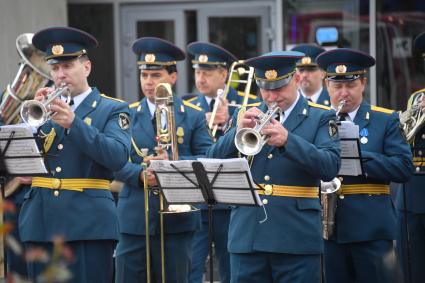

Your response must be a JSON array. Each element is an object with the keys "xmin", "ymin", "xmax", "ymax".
[
  {"xmin": 400, "ymin": 92, "xmax": 425, "ymax": 143},
  {"xmin": 321, "ymin": 99, "xmax": 345, "ymax": 240}
]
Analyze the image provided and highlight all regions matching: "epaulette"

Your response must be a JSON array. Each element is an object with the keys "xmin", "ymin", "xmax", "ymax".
[
  {"xmin": 308, "ymin": 101, "xmax": 331, "ymax": 110},
  {"xmin": 371, "ymin": 105, "xmax": 394, "ymax": 114},
  {"xmin": 100, "ymin": 94, "xmax": 125, "ymax": 103},
  {"xmin": 130, "ymin": 102, "xmax": 140, "ymax": 109},
  {"xmin": 245, "ymin": 102, "xmax": 261, "ymax": 107},
  {"xmin": 185, "ymin": 96, "xmax": 197, "ymax": 102},
  {"xmin": 237, "ymin": 91, "xmax": 257, "ymax": 100},
  {"xmin": 407, "ymin": 88, "xmax": 425, "ymax": 108},
  {"xmin": 183, "ymin": 100, "xmax": 202, "ymax": 111}
]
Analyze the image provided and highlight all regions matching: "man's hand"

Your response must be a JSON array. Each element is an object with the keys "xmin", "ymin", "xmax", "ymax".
[
  {"xmin": 261, "ymin": 118, "xmax": 288, "ymax": 147},
  {"xmin": 206, "ymin": 97, "xmax": 229, "ymax": 126},
  {"xmin": 237, "ymin": 107, "xmax": 263, "ymax": 130},
  {"xmin": 34, "ymin": 87, "xmax": 54, "ymax": 102},
  {"xmin": 49, "ymin": 99, "xmax": 75, "ymax": 129},
  {"xmin": 140, "ymin": 148, "xmax": 169, "ymax": 187}
]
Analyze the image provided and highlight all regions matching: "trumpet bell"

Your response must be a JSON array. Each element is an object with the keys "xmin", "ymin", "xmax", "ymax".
[
  {"xmin": 234, "ymin": 127, "xmax": 263, "ymax": 156},
  {"xmin": 20, "ymin": 100, "xmax": 49, "ymax": 128},
  {"xmin": 320, "ymin": 177, "xmax": 341, "ymax": 194}
]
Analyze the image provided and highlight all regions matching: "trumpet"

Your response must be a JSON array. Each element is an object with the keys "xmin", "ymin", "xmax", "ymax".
[
  {"xmin": 234, "ymin": 102, "xmax": 282, "ymax": 156},
  {"xmin": 335, "ymin": 99, "xmax": 346, "ymax": 117},
  {"xmin": 20, "ymin": 83, "xmax": 71, "ymax": 128}
]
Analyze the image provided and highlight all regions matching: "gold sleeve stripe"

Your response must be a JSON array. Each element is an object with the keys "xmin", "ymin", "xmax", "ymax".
[
  {"xmin": 100, "ymin": 94, "xmax": 125, "ymax": 103},
  {"xmin": 308, "ymin": 101, "xmax": 331, "ymax": 110},
  {"xmin": 371, "ymin": 105, "xmax": 394, "ymax": 114}
]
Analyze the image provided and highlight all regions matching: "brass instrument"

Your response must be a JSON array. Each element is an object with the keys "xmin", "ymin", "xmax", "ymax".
[
  {"xmin": 209, "ymin": 60, "xmax": 254, "ymax": 137},
  {"xmin": 320, "ymin": 178, "xmax": 341, "ymax": 240},
  {"xmin": 20, "ymin": 83, "xmax": 71, "ymax": 128},
  {"xmin": 321, "ymin": 99, "xmax": 345, "ymax": 239},
  {"xmin": 234, "ymin": 102, "xmax": 282, "ymax": 156},
  {"xmin": 400, "ymin": 92, "xmax": 425, "ymax": 143},
  {"xmin": 0, "ymin": 33, "xmax": 51, "ymax": 125}
]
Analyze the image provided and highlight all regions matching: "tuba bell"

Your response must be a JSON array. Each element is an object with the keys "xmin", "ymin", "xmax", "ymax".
[
  {"xmin": 0, "ymin": 33, "xmax": 52, "ymax": 125},
  {"xmin": 400, "ymin": 92, "xmax": 425, "ymax": 143},
  {"xmin": 234, "ymin": 102, "xmax": 282, "ymax": 156}
]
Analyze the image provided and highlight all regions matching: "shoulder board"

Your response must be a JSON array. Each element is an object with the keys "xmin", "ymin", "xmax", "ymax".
[
  {"xmin": 371, "ymin": 105, "xmax": 394, "ymax": 114},
  {"xmin": 237, "ymin": 91, "xmax": 257, "ymax": 100},
  {"xmin": 185, "ymin": 96, "xmax": 197, "ymax": 102},
  {"xmin": 100, "ymin": 94, "xmax": 125, "ymax": 103},
  {"xmin": 130, "ymin": 102, "xmax": 140, "ymax": 109},
  {"xmin": 183, "ymin": 100, "xmax": 202, "ymax": 111},
  {"xmin": 245, "ymin": 102, "xmax": 261, "ymax": 107},
  {"xmin": 308, "ymin": 101, "xmax": 331, "ymax": 110}
]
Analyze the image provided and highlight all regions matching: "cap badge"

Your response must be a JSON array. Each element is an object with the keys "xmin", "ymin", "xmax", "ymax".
[
  {"xmin": 145, "ymin": 53, "xmax": 156, "ymax": 63},
  {"xmin": 301, "ymin": 56, "xmax": 312, "ymax": 64},
  {"xmin": 199, "ymin": 54, "xmax": 209, "ymax": 63},
  {"xmin": 335, "ymin": 65, "xmax": 347, "ymax": 74},
  {"xmin": 265, "ymin": 69, "xmax": 278, "ymax": 80},
  {"xmin": 51, "ymin": 45, "xmax": 64, "ymax": 55}
]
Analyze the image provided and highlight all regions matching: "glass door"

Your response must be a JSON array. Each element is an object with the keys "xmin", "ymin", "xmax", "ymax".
[{"xmin": 120, "ymin": 5, "xmax": 187, "ymax": 102}]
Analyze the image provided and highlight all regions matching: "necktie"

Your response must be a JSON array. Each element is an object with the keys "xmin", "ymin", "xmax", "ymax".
[
  {"xmin": 338, "ymin": 112, "xmax": 348, "ymax": 121},
  {"xmin": 210, "ymin": 98, "xmax": 216, "ymax": 112},
  {"xmin": 151, "ymin": 114, "xmax": 157, "ymax": 133},
  {"xmin": 307, "ymin": 98, "xmax": 313, "ymax": 102}
]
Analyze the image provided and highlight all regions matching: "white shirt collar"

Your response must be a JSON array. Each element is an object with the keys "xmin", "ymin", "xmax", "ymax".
[
  {"xmin": 63, "ymin": 87, "xmax": 91, "ymax": 111},
  {"xmin": 281, "ymin": 93, "xmax": 300, "ymax": 123},
  {"xmin": 205, "ymin": 96, "xmax": 214, "ymax": 106},
  {"xmin": 146, "ymin": 98, "xmax": 156, "ymax": 118},
  {"xmin": 300, "ymin": 86, "xmax": 323, "ymax": 104}
]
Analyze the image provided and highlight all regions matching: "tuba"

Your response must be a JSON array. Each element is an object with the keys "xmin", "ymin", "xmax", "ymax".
[
  {"xmin": 400, "ymin": 92, "xmax": 425, "ymax": 143},
  {"xmin": 0, "ymin": 33, "xmax": 51, "ymax": 125},
  {"xmin": 234, "ymin": 102, "xmax": 282, "ymax": 156},
  {"xmin": 209, "ymin": 60, "xmax": 254, "ymax": 137}
]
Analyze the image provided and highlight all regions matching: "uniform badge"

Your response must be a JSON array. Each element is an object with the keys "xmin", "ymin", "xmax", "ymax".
[
  {"xmin": 145, "ymin": 53, "xmax": 156, "ymax": 63},
  {"xmin": 335, "ymin": 65, "xmax": 347, "ymax": 74},
  {"xmin": 265, "ymin": 69, "xmax": 278, "ymax": 80},
  {"xmin": 301, "ymin": 56, "xmax": 312, "ymax": 65},
  {"xmin": 359, "ymin": 128, "xmax": 368, "ymax": 144},
  {"xmin": 328, "ymin": 120, "xmax": 338, "ymax": 139},
  {"xmin": 176, "ymin": 127, "xmax": 184, "ymax": 144},
  {"xmin": 118, "ymin": 113, "xmax": 130, "ymax": 130},
  {"xmin": 324, "ymin": 100, "xmax": 330, "ymax": 105},
  {"xmin": 84, "ymin": 117, "xmax": 92, "ymax": 126},
  {"xmin": 51, "ymin": 44, "xmax": 64, "ymax": 55},
  {"xmin": 199, "ymin": 54, "xmax": 209, "ymax": 63},
  {"xmin": 42, "ymin": 128, "xmax": 56, "ymax": 153}
]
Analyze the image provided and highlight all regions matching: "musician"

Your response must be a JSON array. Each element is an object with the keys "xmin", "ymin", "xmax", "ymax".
[
  {"xmin": 18, "ymin": 27, "xmax": 131, "ymax": 282},
  {"xmin": 316, "ymin": 48, "xmax": 413, "ymax": 283},
  {"xmin": 396, "ymin": 31, "xmax": 425, "ymax": 283},
  {"xmin": 291, "ymin": 44, "xmax": 330, "ymax": 106},
  {"xmin": 186, "ymin": 41, "xmax": 259, "ymax": 283},
  {"xmin": 207, "ymin": 50, "xmax": 341, "ymax": 283},
  {"xmin": 114, "ymin": 37, "xmax": 213, "ymax": 283}
]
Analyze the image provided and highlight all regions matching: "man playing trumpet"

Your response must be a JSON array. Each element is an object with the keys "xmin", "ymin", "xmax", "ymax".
[{"xmin": 207, "ymin": 50, "xmax": 341, "ymax": 283}]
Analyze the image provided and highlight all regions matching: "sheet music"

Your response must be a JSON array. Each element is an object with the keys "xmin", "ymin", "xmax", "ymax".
[
  {"xmin": 150, "ymin": 158, "xmax": 262, "ymax": 206},
  {"xmin": 0, "ymin": 125, "xmax": 47, "ymax": 175},
  {"xmin": 337, "ymin": 122, "xmax": 362, "ymax": 176}
]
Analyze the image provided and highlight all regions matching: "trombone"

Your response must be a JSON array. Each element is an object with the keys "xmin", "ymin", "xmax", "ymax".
[{"xmin": 208, "ymin": 60, "xmax": 254, "ymax": 137}]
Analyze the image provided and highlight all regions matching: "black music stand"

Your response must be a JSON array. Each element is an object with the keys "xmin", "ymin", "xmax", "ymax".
[
  {"xmin": 153, "ymin": 160, "xmax": 260, "ymax": 283},
  {"xmin": 0, "ymin": 129, "xmax": 48, "ymax": 278}
]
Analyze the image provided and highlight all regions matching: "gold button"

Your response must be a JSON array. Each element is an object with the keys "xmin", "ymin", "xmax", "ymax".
[
  {"xmin": 264, "ymin": 184, "xmax": 273, "ymax": 196},
  {"xmin": 153, "ymin": 190, "xmax": 159, "ymax": 195},
  {"xmin": 52, "ymin": 179, "xmax": 61, "ymax": 189},
  {"xmin": 262, "ymin": 199, "xmax": 268, "ymax": 205},
  {"xmin": 264, "ymin": 175, "xmax": 270, "ymax": 181},
  {"xmin": 268, "ymin": 154, "xmax": 273, "ymax": 159},
  {"xmin": 53, "ymin": 190, "xmax": 60, "ymax": 197},
  {"xmin": 339, "ymin": 195, "xmax": 345, "ymax": 199},
  {"xmin": 422, "ymin": 134, "xmax": 425, "ymax": 139},
  {"xmin": 57, "ymin": 144, "xmax": 64, "ymax": 150},
  {"xmin": 56, "ymin": 167, "xmax": 62, "ymax": 173},
  {"xmin": 419, "ymin": 151, "xmax": 423, "ymax": 156},
  {"xmin": 416, "ymin": 167, "xmax": 421, "ymax": 172}
]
